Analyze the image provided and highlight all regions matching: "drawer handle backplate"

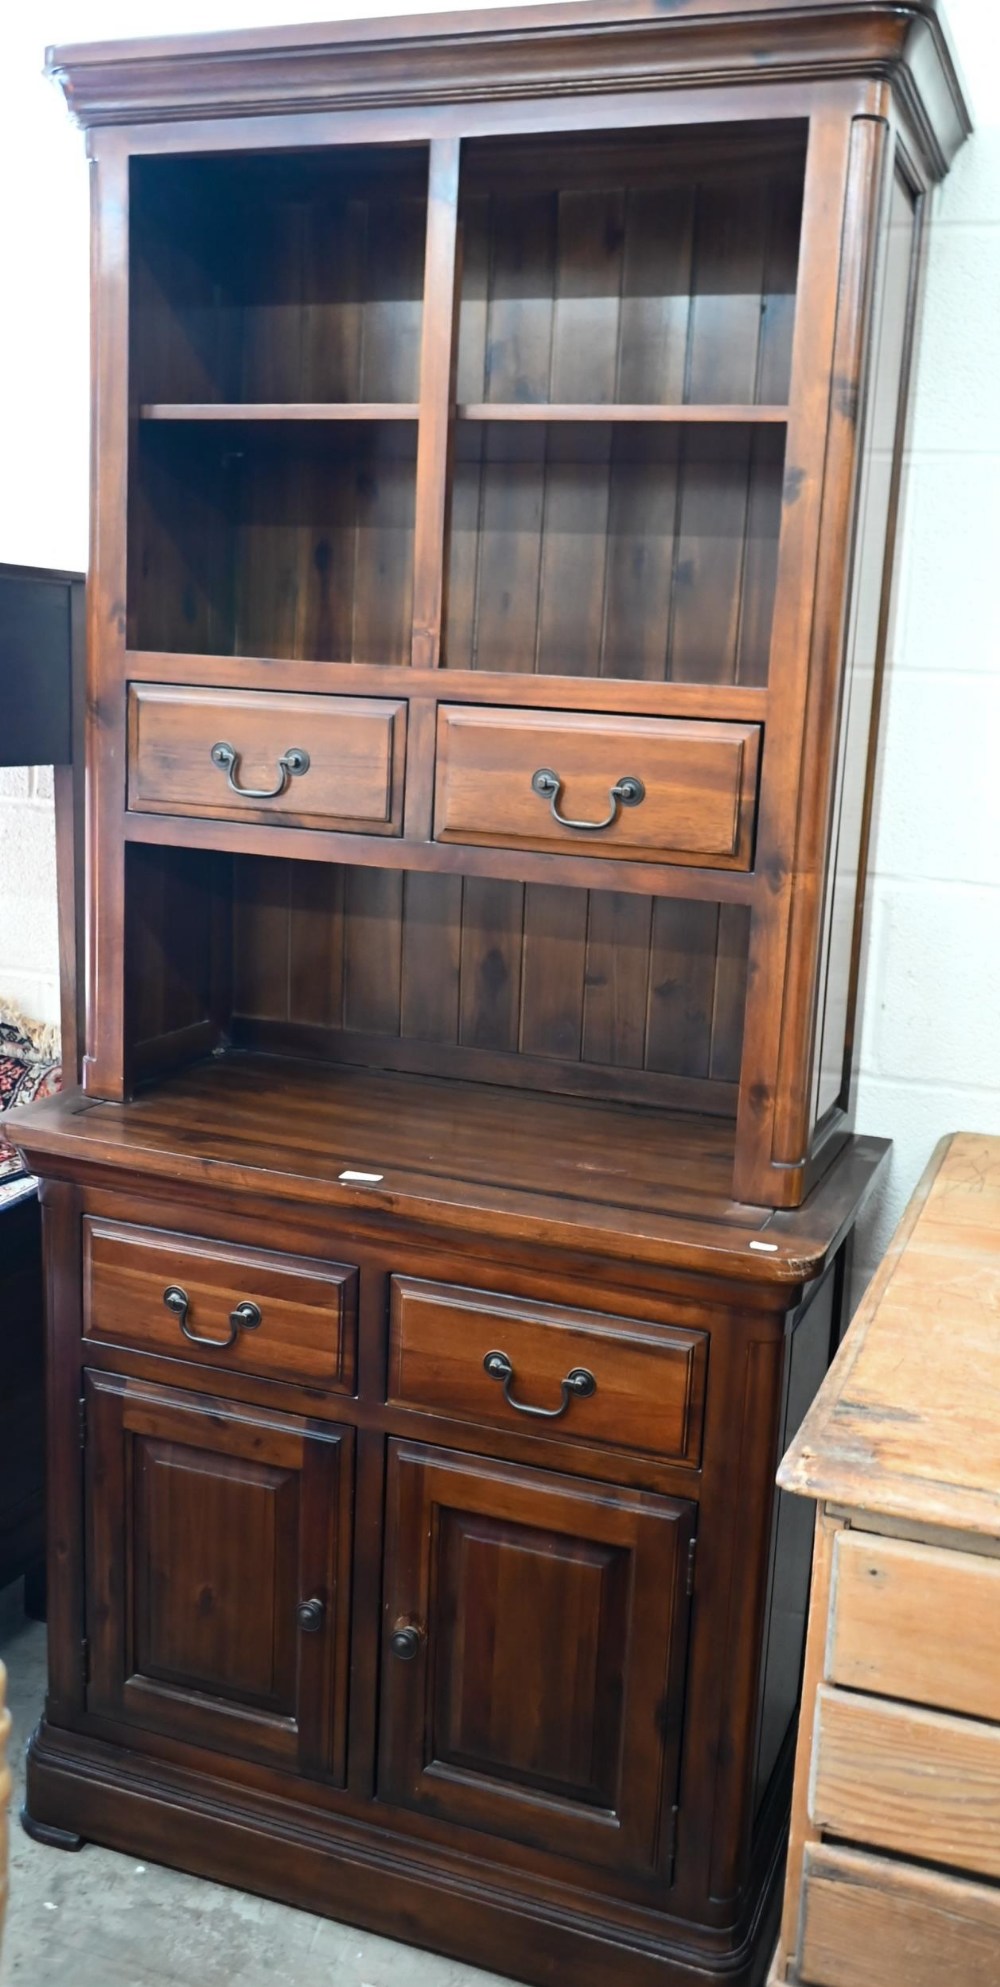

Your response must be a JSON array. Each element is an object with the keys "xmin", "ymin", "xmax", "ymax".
[
  {"xmin": 210, "ymin": 740, "xmax": 310, "ymax": 800},
  {"xmin": 530, "ymin": 767, "xmax": 645, "ymax": 833},
  {"xmin": 163, "ymin": 1285, "xmax": 262, "ymax": 1350},
  {"xmin": 483, "ymin": 1349, "xmax": 597, "ymax": 1419}
]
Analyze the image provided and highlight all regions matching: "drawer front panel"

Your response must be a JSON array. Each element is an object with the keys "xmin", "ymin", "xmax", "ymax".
[
  {"xmin": 797, "ymin": 1842, "xmax": 1000, "ymax": 1987},
  {"xmin": 128, "ymin": 684, "xmax": 406, "ymax": 833},
  {"xmin": 433, "ymin": 706, "xmax": 760, "ymax": 867},
  {"xmin": 388, "ymin": 1277, "xmax": 707, "ymax": 1464},
  {"xmin": 84, "ymin": 1217, "xmax": 356, "ymax": 1391},
  {"xmin": 811, "ymin": 1685, "xmax": 1000, "ymax": 1883},
  {"xmin": 828, "ymin": 1531, "xmax": 1000, "ymax": 1723}
]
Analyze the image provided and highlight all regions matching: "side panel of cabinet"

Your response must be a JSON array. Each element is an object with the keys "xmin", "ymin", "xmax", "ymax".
[
  {"xmin": 84, "ymin": 1371, "xmax": 353, "ymax": 1781},
  {"xmin": 378, "ymin": 1440, "xmax": 695, "ymax": 1883}
]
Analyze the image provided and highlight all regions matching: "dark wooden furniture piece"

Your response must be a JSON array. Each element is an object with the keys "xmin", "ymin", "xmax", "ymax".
[
  {"xmin": 0, "ymin": 563, "xmax": 85, "ymax": 1614},
  {"xmin": 14, "ymin": 8, "xmax": 968, "ymax": 1986}
]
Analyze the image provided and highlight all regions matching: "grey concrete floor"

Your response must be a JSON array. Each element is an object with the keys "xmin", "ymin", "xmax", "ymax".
[{"xmin": 0, "ymin": 1585, "xmax": 516, "ymax": 1987}]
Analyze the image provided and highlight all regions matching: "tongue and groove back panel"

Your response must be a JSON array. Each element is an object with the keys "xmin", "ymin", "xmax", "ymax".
[{"xmin": 228, "ymin": 858, "xmax": 751, "ymax": 1113}]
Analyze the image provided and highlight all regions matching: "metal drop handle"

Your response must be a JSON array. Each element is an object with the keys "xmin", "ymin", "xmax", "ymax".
[
  {"xmin": 210, "ymin": 740, "xmax": 310, "ymax": 800},
  {"xmin": 163, "ymin": 1285, "xmax": 262, "ymax": 1350},
  {"xmin": 530, "ymin": 767, "xmax": 645, "ymax": 832},
  {"xmin": 483, "ymin": 1349, "xmax": 597, "ymax": 1420}
]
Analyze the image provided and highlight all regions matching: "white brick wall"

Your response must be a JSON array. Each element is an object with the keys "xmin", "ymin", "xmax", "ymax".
[{"xmin": 1, "ymin": 1, "xmax": 998, "ymax": 1309}]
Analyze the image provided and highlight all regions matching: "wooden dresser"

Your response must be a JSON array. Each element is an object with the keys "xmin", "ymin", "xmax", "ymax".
[
  {"xmin": 771, "ymin": 1133, "xmax": 1000, "ymax": 1987},
  {"xmin": 13, "ymin": 8, "xmax": 969, "ymax": 1987}
]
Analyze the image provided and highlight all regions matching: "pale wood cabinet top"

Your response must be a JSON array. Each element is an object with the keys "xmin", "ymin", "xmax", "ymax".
[{"xmin": 779, "ymin": 1131, "xmax": 1000, "ymax": 1538}]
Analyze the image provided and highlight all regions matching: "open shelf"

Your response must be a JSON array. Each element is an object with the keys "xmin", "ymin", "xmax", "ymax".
[
  {"xmin": 130, "ymin": 420, "xmax": 416, "ymax": 662},
  {"xmin": 130, "ymin": 145, "xmax": 428, "ymax": 408},
  {"xmin": 456, "ymin": 125, "xmax": 805, "ymax": 416},
  {"xmin": 140, "ymin": 403, "xmax": 421, "ymax": 422},
  {"xmin": 446, "ymin": 419, "xmax": 784, "ymax": 683},
  {"xmin": 456, "ymin": 404, "xmax": 789, "ymax": 424}
]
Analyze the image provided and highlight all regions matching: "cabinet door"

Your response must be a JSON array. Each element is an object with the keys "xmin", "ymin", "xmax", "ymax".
[
  {"xmin": 379, "ymin": 1441, "xmax": 695, "ymax": 1878},
  {"xmin": 84, "ymin": 1372, "xmax": 353, "ymax": 1781}
]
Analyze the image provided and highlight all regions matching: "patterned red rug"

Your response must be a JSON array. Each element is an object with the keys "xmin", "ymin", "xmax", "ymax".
[{"xmin": 0, "ymin": 1007, "xmax": 61, "ymax": 1181}]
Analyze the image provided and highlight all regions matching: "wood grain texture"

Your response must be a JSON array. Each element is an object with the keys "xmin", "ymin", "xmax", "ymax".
[
  {"xmin": 780, "ymin": 1134, "xmax": 1000, "ymax": 1536},
  {"xmin": 810, "ymin": 1684, "xmax": 1000, "ymax": 1882},
  {"xmin": 827, "ymin": 1530, "xmax": 1000, "ymax": 1724},
  {"xmin": 229, "ymin": 857, "xmax": 751, "ymax": 1110},
  {"xmin": 378, "ymin": 1440, "xmax": 694, "ymax": 1877},
  {"xmin": 388, "ymin": 1277, "xmax": 707, "ymax": 1463},
  {"xmin": 791, "ymin": 1843, "xmax": 1000, "ymax": 1987},
  {"xmin": 433, "ymin": 708, "xmax": 760, "ymax": 867},
  {"xmin": 128, "ymin": 685, "xmax": 406, "ymax": 834},
  {"xmin": 83, "ymin": 1215, "xmax": 357, "ymax": 1392}
]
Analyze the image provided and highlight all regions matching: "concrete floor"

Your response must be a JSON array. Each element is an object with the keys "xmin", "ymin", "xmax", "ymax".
[{"xmin": 0, "ymin": 1585, "xmax": 515, "ymax": 1987}]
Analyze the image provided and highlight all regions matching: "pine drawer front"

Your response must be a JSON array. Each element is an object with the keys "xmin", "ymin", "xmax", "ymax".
[
  {"xmin": 433, "ymin": 706, "xmax": 761, "ymax": 868},
  {"xmin": 828, "ymin": 1531, "xmax": 1000, "ymax": 1723},
  {"xmin": 796, "ymin": 1843, "xmax": 1000, "ymax": 1987},
  {"xmin": 83, "ymin": 1217, "xmax": 357, "ymax": 1391},
  {"xmin": 388, "ymin": 1277, "xmax": 707, "ymax": 1463},
  {"xmin": 128, "ymin": 684, "xmax": 406, "ymax": 833},
  {"xmin": 810, "ymin": 1685, "xmax": 1000, "ymax": 1883}
]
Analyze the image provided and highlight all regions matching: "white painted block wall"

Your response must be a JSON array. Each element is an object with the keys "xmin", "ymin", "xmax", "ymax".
[{"xmin": 1, "ymin": 0, "xmax": 997, "ymax": 1301}]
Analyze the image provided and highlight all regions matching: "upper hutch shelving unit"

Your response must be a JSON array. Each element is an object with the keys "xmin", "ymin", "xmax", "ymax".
[
  {"xmin": 18, "ymin": 9, "xmax": 968, "ymax": 1987},
  {"xmin": 51, "ymin": 0, "xmax": 967, "ymax": 1212}
]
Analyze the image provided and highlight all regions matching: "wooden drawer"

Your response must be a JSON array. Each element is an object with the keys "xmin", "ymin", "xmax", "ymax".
[
  {"xmin": 128, "ymin": 684, "xmax": 406, "ymax": 833},
  {"xmin": 388, "ymin": 1277, "xmax": 707, "ymax": 1463},
  {"xmin": 828, "ymin": 1531, "xmax": 1000, "ymax": 1723},
  {"xmin": 433, "ymin": 705, "xmax": 760, "ymax": 867},
  {"xmin": 796, "ymin": 1842, "xmax": 1000, "ymax": 1987},
  {"xmin": 83, "ymin": 1216, "xmax": 356, "ymax": 1391},
  {"xmin": 810, "ymin": 1684, "xmax": 1000, "ymax": 1883}
]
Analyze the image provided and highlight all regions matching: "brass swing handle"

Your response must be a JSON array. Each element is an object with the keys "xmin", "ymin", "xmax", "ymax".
[
  {"xmin": 530, "ymin": 767, "xmax": 645, "ymax": 832},
  {"xmin": 210, "ymin": 740, "xmax": 310, "ymax": 800},
  {"xmin": 163, "ymin": 1285, "xmax": 262, "ymax": 1350},
  {"xmin": 483, "ymin": 1349, "xmax": 597, "ymax": 1420}
]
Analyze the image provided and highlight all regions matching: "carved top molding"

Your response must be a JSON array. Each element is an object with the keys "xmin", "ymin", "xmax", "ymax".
[{"xmin": 46, "ymin": 0, "xmax": 970, "ymax": 179}]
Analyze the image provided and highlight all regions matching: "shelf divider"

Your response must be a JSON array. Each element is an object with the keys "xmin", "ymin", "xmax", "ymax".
[
  {"xmin": 139, "ymin": 402, "xmax": 420, "ymax": 421},
  {"xmin": 456, "ymin": 402, "xmax": 788, "ymax": 424}
]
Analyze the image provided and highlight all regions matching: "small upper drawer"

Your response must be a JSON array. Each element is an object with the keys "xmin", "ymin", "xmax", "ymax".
[
  {"xmin": 433, "ymin": 706, "xmax": 760, "ymax": 868},
  {"xmin": 388, "ymin": 1277, "xmax": 707, "ymax": 1464},
  {"xmin": 83, "ymin": 1216, "xmax": 356, "ymax": 1391},
  {"xmin": 827, "ymin": 1531, "xmax": 1000, "ymax": 1724},
  {"xmin": 128, "ymin": 684, "xmax": 406, "ymax": 834}
]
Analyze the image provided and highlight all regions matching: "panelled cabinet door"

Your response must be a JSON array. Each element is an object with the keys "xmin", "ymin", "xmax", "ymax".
[
  {"xmin": 378, "ymin": 1441, "xmax": 695, "ymax": 1880},
  {"xmin": 84, "ymin": 1372, "xmax": 353, "ymax": 1781}
]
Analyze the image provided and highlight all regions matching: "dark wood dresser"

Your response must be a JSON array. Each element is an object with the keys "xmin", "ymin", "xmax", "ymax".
[{"xmin": 14, "ymin": 7, "xmax": 969, "ymax": 1986}]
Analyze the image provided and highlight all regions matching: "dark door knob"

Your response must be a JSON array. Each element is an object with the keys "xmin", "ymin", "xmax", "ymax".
[
  {"xmin": 389, "ymin": 1626, "xmax": 422, "ymax": 1661},
  {"xmin": 296, "ymin": 1598, "xmax": 325, "ymax": 1633}
]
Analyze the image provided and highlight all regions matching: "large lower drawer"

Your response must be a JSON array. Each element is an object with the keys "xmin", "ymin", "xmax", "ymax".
[
  {"xmin": 83, "ymin": 1216, "xmax": 357, "ymax": 1391},
  {"xmin": 795, "ymin": 1842, "xmax": 1000, "ymax": 1987},
  {"xmin": 388, "ymin": 1276, "xmax": 707, "ymax": 1463},
  {"xmin": 128, "ymin": 683, "xmax": 406, "ymax": 833},
  {"xmin": 810, "ymin": 1684, "xmax": 1000, "ymax": 1883},
  {"xmin": 827, "ymin": 1530, "xmax": 1000, "ymax": 1722},
  {"xmin": 433, "ymin": 705, "xmax": 760, "ymax": 867}
]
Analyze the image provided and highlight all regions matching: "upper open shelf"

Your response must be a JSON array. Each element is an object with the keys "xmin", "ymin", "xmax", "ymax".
[{"xmin": 130, "ymin": 146, "xmax": 428, "ymax": 408}]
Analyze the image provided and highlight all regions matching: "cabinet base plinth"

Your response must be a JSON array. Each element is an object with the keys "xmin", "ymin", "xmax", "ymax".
[{"xmin": 25, "ymin": 1722, "xmax": 782, "ymax": 1987}]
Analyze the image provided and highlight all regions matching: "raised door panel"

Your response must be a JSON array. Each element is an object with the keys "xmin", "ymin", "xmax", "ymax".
[
  {"xmin": 378, "ymin": 1441, "xmax": 694, "ymax": 1880},
  {"xmin": 84, "ymin": 1373, "xmax": 352, "ymax": 1780}
]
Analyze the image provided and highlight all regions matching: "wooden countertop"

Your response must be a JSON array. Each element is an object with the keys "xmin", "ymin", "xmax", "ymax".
[
  {"xmin": 779, "ymin": 1132, "xmax": 1000, "ymax": 1537},
  {"xmin": 12, "ymin": 1053, "xmax": 887, "ymax": 1288}
]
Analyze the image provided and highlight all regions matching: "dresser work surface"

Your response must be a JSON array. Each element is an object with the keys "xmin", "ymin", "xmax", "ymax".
[{"xmin": 771, "ymin": 1133, "xmax": 1000, "ymax": 1987}]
